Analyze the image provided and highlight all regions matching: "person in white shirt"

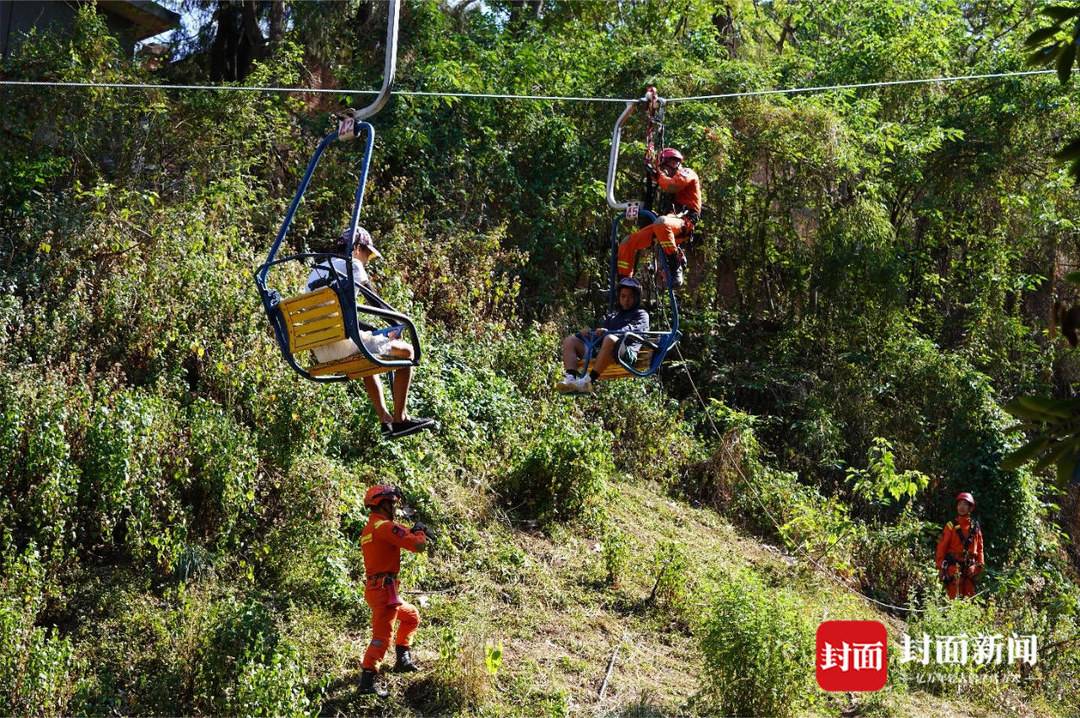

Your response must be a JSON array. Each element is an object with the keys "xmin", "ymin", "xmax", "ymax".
[{"xmin": 307, "ymin": 227, "xmax": 436, "ymax": 439}]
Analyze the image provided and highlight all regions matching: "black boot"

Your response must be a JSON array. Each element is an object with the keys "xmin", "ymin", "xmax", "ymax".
[
  {"xmin": 394, "ymin": 645, "xmax": 419, "ymax": 673},
  {"xmin": 358, "ymin": 669, "xmax": 388, "ymax": 698}
]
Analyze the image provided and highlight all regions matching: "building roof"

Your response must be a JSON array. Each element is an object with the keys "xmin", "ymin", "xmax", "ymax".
[{"xmin": 98, "ymin": 1, "xmax": 181, "ymax": 41}]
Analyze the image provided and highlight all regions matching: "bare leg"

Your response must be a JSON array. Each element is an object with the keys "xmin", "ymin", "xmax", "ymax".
[
  {"xmin": 390, "ymin": 367, "xmax": 412, "ymax": 423},
  {"xmin": 385, "ymin": 341, "xmax": 414, "ymax": 423},
  {"xmin": 363, "ymin": 376, "xmax": 393, "ymax": 424},
  {"xmin": 562, "ymin": 335, "xmax": 586, "ymax": 373},
  {"xmin": 592, "ymin": 335, "xmax": 621, "ymax": 375}
]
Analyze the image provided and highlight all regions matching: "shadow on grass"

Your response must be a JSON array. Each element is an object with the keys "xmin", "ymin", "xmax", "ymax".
[{"xmin": 317, "ymin": 669, "xmax": 397, "ymax": 717}]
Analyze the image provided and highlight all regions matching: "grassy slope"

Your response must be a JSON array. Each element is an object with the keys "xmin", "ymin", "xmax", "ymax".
[{"xmin": 311, "ymin": 479, "xmax": 1052, "ymax": 718}]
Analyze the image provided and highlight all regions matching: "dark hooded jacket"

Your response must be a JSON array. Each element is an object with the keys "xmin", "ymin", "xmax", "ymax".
[{"xmin": 598, "ymin": 288, "xmax": 649, "ymax": 340}]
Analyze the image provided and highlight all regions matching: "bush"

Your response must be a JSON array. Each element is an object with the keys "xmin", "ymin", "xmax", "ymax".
[
  {"xmin": 502, "ymin": 423, "xmax": 614, "ymax": 525},
  {"xmin": 648, "ymin": 540, "xmax": 692, "ymax": 616},
  {"xmin": 229, "ymin": 640, "xmax": 315, "ymax": 718},
  {"xmin": 0, "ymin": 598, "xmax": 80, "ymax": 716},
  {"xmin": 600, "ymin": 522, "xmax": 630, "ymax": 588},
  {"xmin": 195, "ymin": 595, "xmax": 283, "ymax": 713},
  {"xmin": 585, "ymin": 378, "xmax": 702, "ymax": 482},
  {"xmin": 851, "ymin": 510, "xmax": 938, "ymax": 610},
  {"xmin": 700, "ymin": 570, "xmax": 814, "ymax": 718},
  {"xmin": 0, "ymin": 546, "xmax": 82, "ymax": 716},
  {"xmin": 404, "ymin": 625, "xmax": 491, "ymax": 714}
]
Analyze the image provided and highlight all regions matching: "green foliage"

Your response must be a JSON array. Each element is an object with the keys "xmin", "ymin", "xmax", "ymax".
[
  {"xmin": 503, "ymin": 424, "xmax": 614, "ymax": 525},
  {"xmin": 1025, "ymin": 4, "xmax": 1080, "ymax": 179},
  {"xmin": 0, "ymin": 546, "xmax": 82, "ymax": 716},
  {"xmin": 1002, "ymin": 396, "xmax": 1080, "ymax": 485},
  {"xmin": 847, "ymin": 437, "xmax": 931, "ymax": 507},
  {"xmin": 229, "ymin": 641, "xmax": 315, "ymax": 718},
  {"xmin": 600, "ymin": 522, "xmax": 630, "ymax": 588},
  {"xmin": 484, "ymin": 639, "xmax": 504, "ymax": 677},
  {"xmin": 2, "ymin": 0, "xmax": 1080, "ymax": 713},
  {"xmin": 700, "ymin": 570, "xmax": 814, "ymax": 718},
  {"xmin": 851, "ymin": 510, "xmax": 937, "ymax": 609},
  {"xmin": 0, "ymin": 598, "xmax": 80, "ymax": 716},
  {"xmin": 649, "ymin": 541, "xmax": 692, "ymax": 617},
  {"xmin": 406, "ymin": 625, "xmax": 491, "ymax": 714},
  {"xmin": 895, "ymin": 597, "xmax": 1007, "ymax": 694},
  {"xmin": 584, "ymin": 378, "xmax": 704, "ymax": 482}
]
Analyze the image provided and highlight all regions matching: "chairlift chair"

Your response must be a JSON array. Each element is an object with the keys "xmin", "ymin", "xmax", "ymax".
[{"xmin": 253, "ymin": 0, "xmax": 420, "ymax": 383}]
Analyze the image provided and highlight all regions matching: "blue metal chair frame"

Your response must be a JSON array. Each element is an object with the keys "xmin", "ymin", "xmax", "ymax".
[
  {"xmin": 578, "ymin": 207, "xmax": 681, "ymax": 379},
  {"xmin": 253, "ymin": 121, "xmax": 421, "ymax": 383}
]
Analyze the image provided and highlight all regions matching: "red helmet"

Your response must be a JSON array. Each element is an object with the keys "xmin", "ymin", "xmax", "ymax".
[
  {"xmin": 659, "ymin": 147, "xmax": 684, "ymax": 164},
  {"xmin": 364, "ymin": 484, "xmax": 402, "ymax": 508},
  {"xmin": 955, "ymin": 492, "xmax": 975, "ymax": 508}
]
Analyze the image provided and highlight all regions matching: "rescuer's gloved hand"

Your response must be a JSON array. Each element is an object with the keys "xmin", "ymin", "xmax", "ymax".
[{"xmin": 412, "ymin": 522, "xmax": 437, "ymax": 543}]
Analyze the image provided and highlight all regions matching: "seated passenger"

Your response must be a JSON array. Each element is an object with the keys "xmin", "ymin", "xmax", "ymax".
[
  {"xmin": 307, "ymin": 227, "xmax": 436, "ymax": 438},
  {"xmin": 556, "ymin": 277, "xmax": 650, "ymax": 394}
]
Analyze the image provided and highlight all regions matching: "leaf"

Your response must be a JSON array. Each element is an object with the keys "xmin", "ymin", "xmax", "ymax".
[
  {"xmin": 1025, "ymin": 26, "xmax": 1061, "ymax": 49},
  {"xmin": 1057, "ymin": 448, "xmax": 1079, "ymax": 485},
  {"xmin": 1002, "ymin": 436, "xmax": 1051, "ymax": 471},
  {"xmin": 1043, "ymin": 6, "xmax": 1080, "ymax": 23},
  {"xmin": 1004, "ymin": 396, "xmax": 1080, "ymax": 421},
  {"xmin": 1065, "ymin": 270, "xmax": 1080, "ymax": 284},
  {"xmin": 1034, "ymin": 438, "xmax": 1076, "ymax": 472},
  {"xmin": 1029, "ymin": 45, "xmax": 1061, "ymax": 67},
  {"xmin": 1059, "ymin": 41, "xmax": 1077, "ymax": 84},
  {"xmin": 1049, "ymin": 136, "xmax": 1080, "ymax": 160}
]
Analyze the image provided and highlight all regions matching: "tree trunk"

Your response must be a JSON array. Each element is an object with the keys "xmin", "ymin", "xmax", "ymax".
[
  {"xmin": 269, "ymin": 1, "xmax": 286, "ymax": 45},
  {"xmin": 209, "ymin": 0, "xmax": 267, "ymax": 82}
]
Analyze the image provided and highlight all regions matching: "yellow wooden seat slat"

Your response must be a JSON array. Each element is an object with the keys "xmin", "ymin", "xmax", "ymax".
[
  {"xmin": 280, "ymin": 287, "xmax": 347, "ymax": 353},
  {"xmin": 281, "ymin": 286, "xmax": 340, "ymax": 313},
  {"xmin": 278, "ymin": 286, "xmax": 400, "ymax": 379},
  {"xmin": 293, "ymin": 327, "xmax": 347, "ymax": 353},
  {"xmin": 288, "ymin": 303, "xmax": 341, "ymax": 323},
  {"xmin": 577, "ymin": 348, "xmax": 654, "ymax": 380},
  {"xmin": 309, "ymin": 352, "xmax": 397, "ymax": 379},
  {"xmin": 289, "ymin": 317, "xmax": 343, "ymax": 345}
]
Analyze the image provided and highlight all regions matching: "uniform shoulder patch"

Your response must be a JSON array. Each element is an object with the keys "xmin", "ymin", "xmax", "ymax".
[{"xmin": 945, "ymin": 521, "xmax": 953, "ymax": 530}]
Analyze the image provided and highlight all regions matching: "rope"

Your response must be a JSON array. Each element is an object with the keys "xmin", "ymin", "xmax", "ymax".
[
  {"xmin": 0, "ymin": 79, "xmax": 629, "ymax": 102},
  {"xmin": 665, "ymin": 69, "xmax": 1057, "ymax": 102},
  {"xmin": 0, "ymin": 68, "xmax": 1058, "ymax": 102},
  {"xmin": 669, "ymin": 343, "xmax": 991, "ymax": 614}
]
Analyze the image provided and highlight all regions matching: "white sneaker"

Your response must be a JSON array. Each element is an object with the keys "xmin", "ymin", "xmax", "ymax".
[
  {"xmin": 556, "ymin": 373, "xmax": 578, "ymax": 393},
  {"xmin": 575, "ymin": 375, "xmax": 595, "ymax": 394}
]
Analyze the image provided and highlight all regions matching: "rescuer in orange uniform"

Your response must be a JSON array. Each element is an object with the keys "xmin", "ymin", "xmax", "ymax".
[
  {"xmin": 358, "ymin": 484, "xmax": 433, "ymax": 698},
  {"xmin": 935, "ymin": 491, "xmax": 984, "ymax": 600},
  {"xmin": 617, "ymin": 147, "xmax": 702, "ymax": 287}
]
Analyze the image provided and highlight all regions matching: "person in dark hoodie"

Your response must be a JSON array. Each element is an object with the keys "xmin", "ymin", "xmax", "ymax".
[{"xmin": 556, "ymin": 277, "xmax": 650, "ymax": 394}]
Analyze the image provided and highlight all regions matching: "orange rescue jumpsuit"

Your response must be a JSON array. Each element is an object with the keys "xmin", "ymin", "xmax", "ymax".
[
  {"xmin": 617, "ymin": 166, "xmax": 702, "ymax": 277},
  {"xmin": 935, "ymin": 516, "xmax": 984, "ymax": 599},
  {"xmin": 360, "ymin": 512, "xmax": 427, "ymax": 670}
]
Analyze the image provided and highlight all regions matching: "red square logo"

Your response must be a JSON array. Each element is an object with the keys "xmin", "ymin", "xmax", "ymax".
[{"xmin": 816, "ymin": 620, "xmax": 888, "ymax": 691}]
